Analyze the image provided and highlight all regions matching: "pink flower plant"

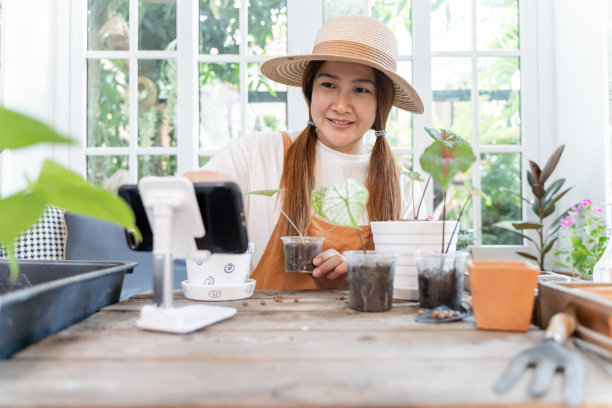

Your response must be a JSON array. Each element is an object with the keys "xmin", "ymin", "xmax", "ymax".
[{"xmin": 555, "ymin": 198, "xmax": 610, "ymax": 279}]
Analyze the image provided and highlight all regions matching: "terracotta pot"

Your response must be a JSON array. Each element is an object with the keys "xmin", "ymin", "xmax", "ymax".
[{"xmin": 467, "ymin": 260, "xmax": 539, "ymax": 331}]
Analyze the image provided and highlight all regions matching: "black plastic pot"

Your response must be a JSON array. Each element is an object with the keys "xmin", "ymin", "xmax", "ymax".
[{"xmin": 0, "ymin": 259, "xmax": 135, "ymax": 359}]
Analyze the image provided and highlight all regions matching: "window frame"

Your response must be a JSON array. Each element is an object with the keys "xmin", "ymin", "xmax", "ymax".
[{"xmin": 69, "ymin": 0, "xmax": 539, "ymax": 256}]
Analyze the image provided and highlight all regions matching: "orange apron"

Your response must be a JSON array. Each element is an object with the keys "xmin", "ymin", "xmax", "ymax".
[{"xmin": 250, "ymin": 132, "xmax": 373, "ymax": 290}]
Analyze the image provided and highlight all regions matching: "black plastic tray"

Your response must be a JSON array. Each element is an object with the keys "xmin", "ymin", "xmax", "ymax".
[{"xmin": 0, "ymin": 259, "xmax": 136, "ymax": 359}]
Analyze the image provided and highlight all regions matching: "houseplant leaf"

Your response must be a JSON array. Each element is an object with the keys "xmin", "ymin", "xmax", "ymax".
[
  {"xmin": 539, "ymin": 145, "xmax": 565, "ymax": 185},
  {"xmin": 493, "ymin": 225, "xmax": 538, "ymax": 246},
  {"xmin": 419, "ymin": 140, "xmax": 476, "ymax": 190},
  {"xmin": 33, "ymin": 160, "xmax": 139, "ymax": 238},
  {"xmin": 516, "ymin": 251, "xmax": 539, "ymax": 262},
  {"xmin": 0, "ymin": 108, "xmax": 73, "ymax": 149},
  {"xmin": 512, "ymin": 222, "xmax": 543, "ymax": 230},
  {"xmin": 542, "ymin": 187, "xmax": 572, "ymax": 215},
  {"xmin": 318, "ymin": 178, "xmax": 368, "ymax": 229},
  {"xmin": 246, "ymin": 188, "xmax": 285, "ymax": 197},
  {"xmin": 542, "ymin": 178, "xmax": 565, "ymax": 202},
  {"xmin": 311, "ymin": 187, "xmax": 328, "ymax": 218}
]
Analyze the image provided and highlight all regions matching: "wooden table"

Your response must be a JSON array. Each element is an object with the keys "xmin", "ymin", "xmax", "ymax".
[{"xmin": 1, "ymin": 290, "xmax": 611, "ymax": 407}]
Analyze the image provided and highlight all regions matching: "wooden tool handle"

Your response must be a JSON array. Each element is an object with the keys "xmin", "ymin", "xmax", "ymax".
[{"xmin": 545, "ymin": 308, "xmax": 577, "ymax": 344}]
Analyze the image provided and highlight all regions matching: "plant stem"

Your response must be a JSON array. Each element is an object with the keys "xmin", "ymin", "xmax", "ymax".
[
  {"xmin": 416, "ymin": 176, "xmax": 431, "ymax": 220},
  {"xmin": 538, "ymin": 204, "xmax": 545, "ymax": 271},
  {"xmin": 441, "ymin": 191, "xmax": 447, "ymax": 253},
  {"xmin": 357, "ymin": 229, "xmax": 366, "ymax": 254},
  {"xmin": 445, "ymin": 195, "xmax": 471, "ymax": 253},
  {"xmin": 281, "ymin": 209, "xmax": 302, "ymax": 237}
]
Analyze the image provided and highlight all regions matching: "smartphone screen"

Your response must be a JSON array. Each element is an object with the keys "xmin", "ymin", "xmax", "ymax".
[{"xmin": 118, "ymin": 182, "xmax": 249, "ymax": 254}]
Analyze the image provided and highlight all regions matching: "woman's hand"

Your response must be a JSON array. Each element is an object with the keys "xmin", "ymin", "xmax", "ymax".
[
  {"xmin": 311, "ymin": 249, "xmax": 349, "ymax": 290},
  {"xmin": 184, "ymin": 170, "xmax": 232, "ymax": 183}
]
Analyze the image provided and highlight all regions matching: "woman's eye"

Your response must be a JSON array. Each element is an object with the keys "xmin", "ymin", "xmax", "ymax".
[
  {"xmin": 355, "ymin": 87, "xmax": 370, "ymax": 94},
  {"xmin": 321, "ymin": 82, "xmax": 334, "ymax": 88}
]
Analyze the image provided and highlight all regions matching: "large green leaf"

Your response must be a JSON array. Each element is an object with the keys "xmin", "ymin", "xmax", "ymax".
[
  {"xmin": 0, "ymin": 108, "xmax": 73, "ymax": 150},
  {"xmin": 419, "ymin": 140, "xmax": 476, "ymax": 190},
  {"xmin": 34, "ymin": 160, "xmax": 139, "ymax": 237},
  {"xmin": 542, "ymin": 187, "xmax": 572, "ymax": 215},
  {"xmin": 0, "ymin": 191, "xmax": 47, "ymax": 244},
  {"xmin": 318, "ymin": 178, "xmax": 368, "ymax": 229}
]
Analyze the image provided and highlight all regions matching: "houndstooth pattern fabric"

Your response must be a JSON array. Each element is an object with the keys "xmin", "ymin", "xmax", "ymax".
[{"xmin": 0, "ymin": 206, "xmax": 67, "ymax": 260}]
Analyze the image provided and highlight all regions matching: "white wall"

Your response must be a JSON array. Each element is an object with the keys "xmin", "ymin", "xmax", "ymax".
[
  {"xmin": 552, "ymin": 0, "xmax": 609, "ymax": 210},
  {"xmin": 0, "ymin": 0, "xmax": 71, "ymax": 197}
]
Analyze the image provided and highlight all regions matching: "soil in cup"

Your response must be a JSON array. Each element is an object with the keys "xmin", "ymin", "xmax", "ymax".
[
  {"xmin": 348, "ymin": 262, "xmax": 394, "ymax": 312},
  {"xmin": 283, "ymin": 241, "xmax": 322, "ymax": 273},
  {"xmin": 418, "ymin": 266, "xmax": 463, "ymax": 310}
]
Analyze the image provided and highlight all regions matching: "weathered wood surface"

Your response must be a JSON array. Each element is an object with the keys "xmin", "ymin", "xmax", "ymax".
[{"xmin": 1, "ymin": 290, "xmax": 611, "ymax": 407}]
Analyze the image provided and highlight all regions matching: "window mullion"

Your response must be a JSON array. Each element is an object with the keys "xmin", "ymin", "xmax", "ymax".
[
  {"xmin": 128, "ymin": 0, "xmax": 139, "ymax": 183},
  {"xmin": 177, "ymin": 0, "xmax": 199, "ymax": 174},
  {"xmin": 286, "ymin": 0, "xmax": 322, "ymax": 130},
  {"xmin": 471, "ymin": 0, "xmax": 482, "ymax": 246},
  {"xmin": 411, "ymin": 0, "xmax": 432, "ymax": 211},
  {"xmin": 240, "ymin": 1, "xmax": 248, "ymax": 139}
]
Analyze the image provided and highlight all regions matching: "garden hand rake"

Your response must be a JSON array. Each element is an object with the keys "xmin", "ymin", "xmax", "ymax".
[{"xmin": 494, "ymin": 309, "xmax": 585, "ymax": 408}]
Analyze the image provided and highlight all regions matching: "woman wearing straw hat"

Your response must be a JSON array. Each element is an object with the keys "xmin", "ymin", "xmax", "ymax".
[{"xmin": 186, "ymin": 15, "xmax": 424, "ymax": 290}]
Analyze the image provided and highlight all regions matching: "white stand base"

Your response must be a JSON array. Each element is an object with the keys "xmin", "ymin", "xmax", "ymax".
[
  {"xmin": 393, "ymin": 287, "xmax": 419, "ymax": 301},
  {"xmin": 136, "ymin": 304, "xmax": 237, "ymax": 334}
]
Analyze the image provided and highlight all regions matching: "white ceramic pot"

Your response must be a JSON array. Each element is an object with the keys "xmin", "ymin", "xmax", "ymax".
[
  {"xmin": 187, "ymin": 251, "xmax": 252, "ymax": 286},
  {"xmin": 371, "ymin": 220, "xmax": 459, "ymax": 300}
]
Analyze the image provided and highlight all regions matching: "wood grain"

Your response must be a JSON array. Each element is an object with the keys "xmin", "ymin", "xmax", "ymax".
[{"xmin": 1, "ymin": 290, "xmax": 610, "ymax": 407}]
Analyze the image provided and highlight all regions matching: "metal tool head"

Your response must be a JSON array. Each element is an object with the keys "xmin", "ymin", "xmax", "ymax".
[{"xmin": 494, "ymin": 311, "xmax": 586, "ymax": 408}]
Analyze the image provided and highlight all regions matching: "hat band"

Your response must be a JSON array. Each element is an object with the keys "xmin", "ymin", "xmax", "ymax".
[{"xmin": 312, "ymin": 40, "xmax": 397, "ymax": 73}]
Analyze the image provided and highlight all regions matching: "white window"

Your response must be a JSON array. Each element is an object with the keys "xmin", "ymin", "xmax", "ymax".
[{"xmin": 73, "ymin": 0, "xmax": 532, "ymax": 250}]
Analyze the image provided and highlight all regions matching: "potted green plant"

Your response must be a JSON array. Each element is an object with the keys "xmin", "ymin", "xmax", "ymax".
[
  {"xmin": 312, "ymin": 178, "xmax": 397, "ymax": 312},
  {"xmin": 494, "ymin": 145, "xmax": 572, "ymax": 271},
  {"xmin": 413, "ymin": 128, "xmax": 477, "ymax": 310},
  {"xmin": 554, "ymin": 198, "xmax": 610, "ymax": 280},
  {"xmin": 0, "ymin": 107, "xmax": 139, "ymax": 358},
  {"xmin": 246, "ymin": 189, "xmax": 325, "ymax": 273},
  {"xmin": 370, "ymin": 128, "xmax": 483, "ymax": 301}
]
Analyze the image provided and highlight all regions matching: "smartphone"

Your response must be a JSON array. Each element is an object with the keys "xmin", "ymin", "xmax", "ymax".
[{"xmin": 118, "ymin": 182, "xmax": 249, "ymax": 254}]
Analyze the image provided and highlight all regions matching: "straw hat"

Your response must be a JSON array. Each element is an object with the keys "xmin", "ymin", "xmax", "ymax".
[{"xmin": 260, "ymin": 15, "xmax": 424, "ymax": 114}]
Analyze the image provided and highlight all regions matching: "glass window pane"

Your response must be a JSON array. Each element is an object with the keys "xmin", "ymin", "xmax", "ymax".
[
  {"xmin": 481, "ymin": 153, "xmax": 522, "ymax": 245},
  {"xmin": 385, "ymin": 61, "xmax": 413, "ymax": 148},
  {"xmin": 370, "ymin": 0, "xmax": 412, "ymax": 55},
  {"xmin": 138, "ymin": 0, "xmax": 176, "ymax": 51},
  {"xmin": 87, "ymin": 155, "xmax": 129, "ymax": 190},
  {"xmin": 87, "ymin": 59, "xmax": 129, "ymax": 147},
  {"xmin": 199, "ymin": 62, "xmax": 241, "ymax": 150},
  {"xmin": 432, "ymin": 168, "xmax": 473, "ymax": 247},
  {"xmin": 394, "ymin": 153, "xmax": 413, "ymax": 172},
  {"xmin": 478, "ymin": 57, "xmax": 520, "ymax": 145},
  {"xmin": 323, "ymin": 0, "xmax": 367, "ymax": 22},
  {"xmin": 199, "ymin": 0, "xmax": 240, "ymax": 55},
  {"xmin": 248, "ymin": 1, "xmax": 287, "ymax": 56},
  {"xmin": 431, "ymin": 0, "xmax": 471, "ymax": 52},
  {"xmin": 138, "ymin": 59, "xmax": 177, "ymax": 147},
  {"xmin": 88, "ymin": 0, "xmax": 130, "ymax": 51},
  {"xmin": 432, "ymin": 57, "xmax": 472, "ymax": 142},
  {"xmin": 248, "ymin": 63, "xmax": 287, "ymax": 133},
  {"xmin": 138, "ymin": 155, "xmax": 177, "ymax": 178},
  {"xmin": 477, "ymin": 0, "xmax": 518, "ymax": 50}
]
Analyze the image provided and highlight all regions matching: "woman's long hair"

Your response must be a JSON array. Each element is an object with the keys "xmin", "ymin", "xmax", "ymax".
[{"xmin": 277, "ymin": 61, "xmax": 401, "ymax": 237}]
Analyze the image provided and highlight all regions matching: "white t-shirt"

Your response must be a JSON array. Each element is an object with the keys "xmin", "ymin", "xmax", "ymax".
[{"xmin": 203, "ymin": 130, "xmax": 425, "ymax": 270}]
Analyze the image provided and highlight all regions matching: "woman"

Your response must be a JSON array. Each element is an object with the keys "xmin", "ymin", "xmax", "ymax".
[{"xmin": 186, "ymin": 15, "xmax": 424, "ymax": 290}]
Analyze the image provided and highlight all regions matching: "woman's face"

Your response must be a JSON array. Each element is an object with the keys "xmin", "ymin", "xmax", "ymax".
[{"xmin": 310, "ymin": 61, "xmax": 377, "ymax": 155}]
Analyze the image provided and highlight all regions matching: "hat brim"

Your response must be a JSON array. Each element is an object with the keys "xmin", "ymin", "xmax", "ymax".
[{"xmin": 260, "ymin": 54, "xmax": 424, "ymax": 114}]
